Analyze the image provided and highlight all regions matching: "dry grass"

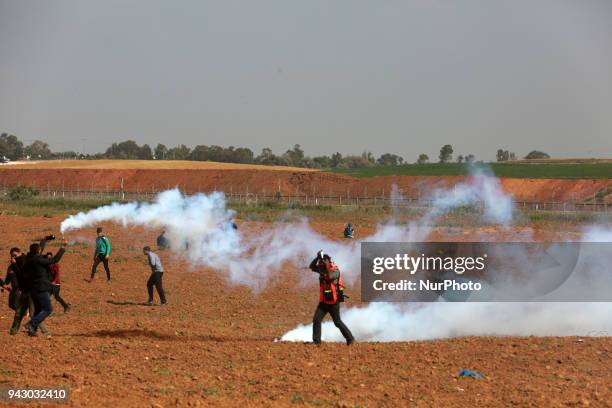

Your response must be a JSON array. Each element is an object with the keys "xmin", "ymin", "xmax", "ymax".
[{"xmin": 0, "ymin": 160, "xmax": 319, "ymax": 172}]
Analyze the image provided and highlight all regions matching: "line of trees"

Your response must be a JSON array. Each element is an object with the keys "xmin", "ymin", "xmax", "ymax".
[
  {"xmin": 102, "ymin": 141, "xmax": 406, "ymax": 169},
  {"xmin": 0, "ymin": 133, "xmax": 81, "ymax": 160},
  {"xmin": 0, "ymin": 132, "xmax": 550, "ymax": 168}
]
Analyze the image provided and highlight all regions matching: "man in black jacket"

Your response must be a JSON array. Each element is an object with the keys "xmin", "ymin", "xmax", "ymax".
[
  {"xmin": 22, "ymin": 239, "xmax": 67, "ymax": 336},
  {"xmin": 7, "ymin": 246, "xmax": 49, "ymax": 336}
]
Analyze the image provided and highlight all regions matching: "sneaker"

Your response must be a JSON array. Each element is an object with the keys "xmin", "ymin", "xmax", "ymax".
[
  {"xmin": 161, "ymin": 301, "xmax": 167, "ymax": 305},
  {"xmin": 346, "ymin": 338, "xmax": 355, "ymax": 346},
  {"xmin": 146, "ymin": 301, "xmax": 153, "ymax": 306},
  {"xmin": 9, "ymin": 327, "xmax": 18, "ymax": 335},
  {"xmin": 64, "ymin": 305, "xmax": 71, "ymax": 313},
  {"xmin": 26, "ymin": 322, "xmax": 38, "ymax": 337}
]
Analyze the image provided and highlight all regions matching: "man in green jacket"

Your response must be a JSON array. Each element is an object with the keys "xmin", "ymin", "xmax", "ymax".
[{"xmin": 90, "ymin": 227, "xmax": 111, "ymax": 282}]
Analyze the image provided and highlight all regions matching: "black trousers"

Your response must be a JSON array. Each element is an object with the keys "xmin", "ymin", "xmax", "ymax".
[
  {"xmin": 147, "ymin": 272, "xmax": 166, "ymax": 303},
  {"xmin": 91, "ymin": 254, "xmax": 111, "ymax": 280},
  {"xmin": 51, "ymin": 285, "xmax": 69, "ymax": 309},
  {"xmin": 312, "ymin": 302, "xmax": 354, "ymax": 344},
  {"xmin": 8, "ymin": 289, "xmax": 18, "ymax": 310}
]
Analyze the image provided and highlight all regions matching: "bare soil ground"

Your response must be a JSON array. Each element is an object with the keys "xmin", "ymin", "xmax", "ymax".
[
  {"xmin": 0, "ymin": 163, "xmax": 610, "ymax": 204},
  {"xmin": 0, "ymin": 214, "xmax": 610, "ymax": 407}
]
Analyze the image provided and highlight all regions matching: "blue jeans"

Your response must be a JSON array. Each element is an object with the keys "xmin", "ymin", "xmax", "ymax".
[{"xmin": 29, "ymin": 291, "xmax": 53, "ymax": 330}]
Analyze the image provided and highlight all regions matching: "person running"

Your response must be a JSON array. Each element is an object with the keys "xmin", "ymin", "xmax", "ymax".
[
  {"xmin": 90, "ymin": 227, "xmax": 111, "ymax": 282},
  {"xmin": 46, "ymin": 252, "xmax": 70, "ymax": 313},
  {"xmin": 7, "ymin": 245, "xmax": 50, "ymax": 336},
  {"xmin": 309, "ymin": 250, "xmax": 354, "ymax": 345},
  {"xmin": 143, "ymin": 246, "xmax": 166, "ymax": 306},
  {"xmin": 22, "ymin": 239, "xmax": 67, "ymax": 336}
]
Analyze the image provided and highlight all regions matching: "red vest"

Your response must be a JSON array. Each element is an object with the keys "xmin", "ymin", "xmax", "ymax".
[{"xmin": 319, "ymin": 263, "xmax": 343, "ymax": 304}]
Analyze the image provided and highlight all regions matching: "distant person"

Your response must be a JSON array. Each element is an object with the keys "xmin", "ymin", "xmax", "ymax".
[
  {"xmin": 143, "ymin": 246, "xmax": 166, "ymax": 306},
  {"xmin": 46, "ymin": 252, "xmax": 70, "ymax": 313},
  {"xmin": 156, "ymin": 230, "xmax": 170, "ymax": 250},
  {"xmin": 22, "ymin": 239, "xmax": 67, "ymax": 336},
  {"xmin": 309, "ymin": 250, "xmax": 354, "ymax": 345},
  {"xmin": 343, "ymin": 223, "xmax": 354, "ymax": 239},
  {"xmin": 90, "ymin": 227, "xmax": 111, "ymax": 282}
]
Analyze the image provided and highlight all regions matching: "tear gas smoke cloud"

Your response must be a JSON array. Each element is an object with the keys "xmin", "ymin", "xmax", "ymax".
[
  {"xmin": 280, "ymin": 300, "xmax": 612, "ymax": 342},
  {"xmin": 59, "ymin": 173, "xmax": 610, "ymax": 341},
  {"xmin": 60, "ymin": 173, "xmax": 512, "ymax": 288},
  {"xmin": 281, "ymin": 220, "xmax": 612, "ymax": 342}
]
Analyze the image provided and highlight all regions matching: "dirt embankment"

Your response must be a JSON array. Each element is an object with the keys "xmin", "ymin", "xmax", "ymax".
[{"xmin": 0, "ymin": 167, "xmax": 610, "ymax": 203}]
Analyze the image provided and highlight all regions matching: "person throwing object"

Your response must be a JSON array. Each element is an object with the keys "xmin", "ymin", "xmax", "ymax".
[{"xmin": 309, "ymin": 250, "xmax": 354, "ymax": 345}]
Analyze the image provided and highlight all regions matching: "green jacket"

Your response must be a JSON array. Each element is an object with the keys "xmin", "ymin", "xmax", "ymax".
[{"xmin": 95, "ymin": 235, "xmax": 111, "ymax": 255}]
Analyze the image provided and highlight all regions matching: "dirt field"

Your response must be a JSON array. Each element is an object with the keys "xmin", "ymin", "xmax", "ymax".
[
  {"xmin": 0, "ymin": 214, "xmax": 610, "ymax": 407},
  {"xmin": 1, "ymin": 160, "xmax": 318, "ymax": 172},
  {"xmin": 0, "ymin": 160, "xmax": 610, "ymax": 203}
]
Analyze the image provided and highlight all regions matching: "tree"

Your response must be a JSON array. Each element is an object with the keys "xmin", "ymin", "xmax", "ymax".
[
  {"xmin": 25, "ymin": 140, "xmax": 52, "ymax": 159},
  {"xmin": 255, "ymin": 147, "xmax": 277, "ymax": 165},
  {"xmin": 465, "ymin": 154, "xmax": 475, "ymax": 164},
  {"xmin": 104, "ymin": 140, "xmax": 141, "ymax": 159},
  {"xmin": 377, "ymin": 153, "xmax": 404, "ymax": 166},
  {"xmin": 496, "ymin": 149, "xmax": 516, "ymax": 162},
  {"xmin": 154, "ymin": 144, "xmax": 168, "ymax": 160},
  {"xmin": 167, "ymin": 144, "xmax": 191, "ymax": 160},
  {"xmin": 456, "ymin": 155, "xmax": 464, "ymax": 164},
  {"xmin": 524, "ymin": 150, "xmax": 550, "ymax": 160},
  {"xmin": 361, "ymin": 151, "xmax": 375, "ymax": 164},
  {"xmin": 330, "ymin": 152, "xmax": 343, "ymax": 168},
  {"xmin": 416, "ymin": 153, "xmax": 429, "ymax": 164},
  {"xmin": 190, "ymin": 145, "xmax": 210, "ymax": 161},
  {"xmin": 0, "ymin": 133, "xmax": 24, "ymax": 160},
  {"xmin": 312, "ymin": 155, "xmax": 332, "ymax": 168},
  {"xmin": 438, "ymin": 144, "xmax": 453, "ymax": 163},
  {"xmin": 139, "ymin": 144, "xmax": 153, "ymax": 160},
  {"xmin": 232, "ymin": 147, "xmax": 254, "ymax": 164},
  {"xmin": 283, "ymin": 144, "xmax": 304, "ymax": 166}
]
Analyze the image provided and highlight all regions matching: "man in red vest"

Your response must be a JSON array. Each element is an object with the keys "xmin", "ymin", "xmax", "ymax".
[{"xmin": 309, "ymin": 250, "xmax": 354, "ymax": 345}]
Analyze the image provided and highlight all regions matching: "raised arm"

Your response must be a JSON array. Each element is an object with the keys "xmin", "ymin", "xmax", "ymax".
[
  {"xmin": 36, "ymin": 240, "xmax": 68, "ymax": 266},
  {"xmin": 309, "ymin": 257, "xmax": 319, "ymax": 273}
]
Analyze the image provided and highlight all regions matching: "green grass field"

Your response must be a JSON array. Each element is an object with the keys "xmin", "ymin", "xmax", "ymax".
[{"xmin": 331, "ymin": 162, "xmax": 612, "ymax": 179}]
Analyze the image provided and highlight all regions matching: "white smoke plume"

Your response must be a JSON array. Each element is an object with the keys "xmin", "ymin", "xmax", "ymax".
[
  {"xmin": 61, "ymin": 173, "xmax": 512, "ymax": 288},
  {"xmin": 280, "ymin": 301, "xmax": 612, "ymax": 342},
  {"xmin": 281, "ymin": 225, "xmax": 612, "ymax": 342}
]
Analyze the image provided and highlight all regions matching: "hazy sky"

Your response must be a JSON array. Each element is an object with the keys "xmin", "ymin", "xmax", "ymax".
[{"xmin": 1, "ymin": 0, "xmax": 612, "ymax": 160}]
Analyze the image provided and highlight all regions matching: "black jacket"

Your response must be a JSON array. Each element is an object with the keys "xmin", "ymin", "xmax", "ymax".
[
  {"xmin": 4, "ymin": 265, "xmax": 19, "ymax": 291},
  {"xmin": 21, "ymin": 248, "xmax": 65, "ymax": 293}
]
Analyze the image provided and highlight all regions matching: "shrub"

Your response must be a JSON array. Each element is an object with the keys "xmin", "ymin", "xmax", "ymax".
[{"xmin": 7, "ymin": 186, "xmax": 39, "ymax": 201}]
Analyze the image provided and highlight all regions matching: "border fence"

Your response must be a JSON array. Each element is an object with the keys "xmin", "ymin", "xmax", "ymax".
[{"xmin": 1, "ymin": 185, "xmax": 609, "ymax": 213}]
